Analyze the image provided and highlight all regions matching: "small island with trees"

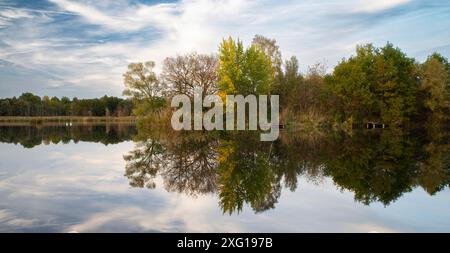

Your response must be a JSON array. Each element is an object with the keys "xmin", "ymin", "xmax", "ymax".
[
  {"xmin": 122, "ymin": 35, "xmax": 449, "ymax": 133},
  {"xmin": 1, "ymin": 35, "xmax": 449, "ymax": 131}
]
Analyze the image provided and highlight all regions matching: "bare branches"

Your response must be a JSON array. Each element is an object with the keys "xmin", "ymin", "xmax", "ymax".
[{"xmin": 162, "ymin": 53, "xmax": 218, "ymax": 99}]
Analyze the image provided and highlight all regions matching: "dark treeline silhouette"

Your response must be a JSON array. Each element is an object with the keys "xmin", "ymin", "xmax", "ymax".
[
  {"xmin": 0, "ymin": 93, "xmax": 133, "ymax": 117},
  {"xmin": 0, "ymin": 124, "xmax": 137, "ymax": 148}
]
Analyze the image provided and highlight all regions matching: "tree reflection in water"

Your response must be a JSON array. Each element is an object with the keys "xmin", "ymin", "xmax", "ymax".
[
  {"xmin": 123, "ymin": 125, "xmax": 450, "ymax": 214},
  {"xmin": 0, "ymin": 124, "xmax": 136, "ymax": 148},
  {"xmin": 125, "ymin": 129, "xmax": 220, "ymax": 195}
]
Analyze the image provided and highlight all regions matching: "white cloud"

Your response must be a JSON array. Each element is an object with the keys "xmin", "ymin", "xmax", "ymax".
[
  {"xmin": 0, "ymin": 9, "xmax": 33, "ymax": 19},
  {"xmin": 0, "ymin": 8, "xmax": 34, "ymax": 28},
  {"xmin": 350, "ymin": 0, "xmax": 412, "ymax": 13},
  {"xmin": 48, "ymin": 0, "xmax": 178, "ymax": 32},
  {"xmin": 1, "ymin": 0, "xmax": 449, "ymax": 97}
]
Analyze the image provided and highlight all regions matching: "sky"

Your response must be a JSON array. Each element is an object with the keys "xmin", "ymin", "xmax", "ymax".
[{"xmin": 0, "ymin": 0, "xmax": 449, "ymax": 98}]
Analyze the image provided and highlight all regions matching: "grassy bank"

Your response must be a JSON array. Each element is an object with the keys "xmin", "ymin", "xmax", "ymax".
[{"xmin": 0, "ymin": 116, "xmax": 137, "ymax": 125}]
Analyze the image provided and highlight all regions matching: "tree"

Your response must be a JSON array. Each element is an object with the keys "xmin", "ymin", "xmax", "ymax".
[
  {"xmin": 428, "ymin": 52, "xmax": 450, "ymax": 76},
  {"xmin": 252, "ymin": 35, "xmax": 282, "ymax": 75},
  {"xmin": 19, "ymin": 93, "xmax": 42, "ymax": 116},
  {"xmin": 123, "ymin": 61, "xmax": 162, "ymax": 100},
  {"xmin": 278, "ymin": 56, "xmax": 300, "ymax": 107},
  {"xmin": 218, "ymin": 37, "xmax": 274, "ymax": 96},
  {"xmin": 300, "ymin": 63, "xmax": 328, "ymax": 112},
  {"xmin": 284, "ymin": 56, "xmax": 301, "ymax": 88},
  {"xmin": 162, "ymin": 53, "xmax": 218, "ymax": 99},
  {"xmin": 327, "ymin": 43, "xmax": 418, "ymax": 124},
  {"xmin": 419, "ymin": 54, "xmax": 450, "ymax": 119},
  {"xmin": 50, "ymin": 96, "xmax": 61, "ymax": 116},
  {"xmin": 123, "ymin": 61, "xmax": 165, "ymax": 115},
  {"xmin": 374, "ymin": 43, "xmax": 418, "ymax": 124}
]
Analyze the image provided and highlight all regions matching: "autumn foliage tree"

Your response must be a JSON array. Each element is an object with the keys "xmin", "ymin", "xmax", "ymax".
[
  {"xmin": 418, "ymin": 53, "xmax": 450, "ymax": 120},
  {"xmin": 118, "ymin": 37, "xmax": 448, "ymax": 128},
  {"xmin": 218, "ymin": 37, "xmax": 274, "ymax": 96}
]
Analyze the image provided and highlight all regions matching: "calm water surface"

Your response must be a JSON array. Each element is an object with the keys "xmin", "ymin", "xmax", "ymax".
[{"xmin": 0, "ymin": 124, "xmax": 449, "ymax": 232}]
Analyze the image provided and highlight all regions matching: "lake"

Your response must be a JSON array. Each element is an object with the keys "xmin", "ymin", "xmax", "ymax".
[{"xmin": 0, "ymin": 124, "xmax": 449, "ymax": 232}]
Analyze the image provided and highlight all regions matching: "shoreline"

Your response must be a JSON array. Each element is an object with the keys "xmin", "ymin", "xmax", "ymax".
[{"xmin": 0, "ymin": 116, "xmax": 137, "ymax": 126}]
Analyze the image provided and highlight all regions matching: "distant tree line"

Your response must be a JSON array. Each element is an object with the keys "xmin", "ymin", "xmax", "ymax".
[
  {"xmin": 123, "ymin": 35, "xmax": 449, "ymax": 128},
  {"xmin": 0, "ymin": 93, "xmax": 133, "ymax": 117}
]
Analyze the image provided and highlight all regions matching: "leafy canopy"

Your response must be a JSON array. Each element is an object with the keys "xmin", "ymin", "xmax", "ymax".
[{"xmin": 218, "ymin": 37, "xmax": 274, "ymax": 96}]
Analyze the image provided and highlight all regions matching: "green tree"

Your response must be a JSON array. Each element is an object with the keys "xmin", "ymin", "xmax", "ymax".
[
  {"xmin": 252, "ymin": 34, "xmax": 282, "ymax": 76},
  {"xmin": 327, "ymin": 43, "xmax": 418, "ymax": 125},
  {"xmin": 218, "ymin": 37, "xmax": 274, "ymax": 96},
  {"xmin": 419, "ymin": 54, "xmax": 450, "ymax": 119},
  {"xmin": 123, "ymin": 61, "xmax": 165, "ymax": 115},
  {"xmin": 123, "ymin": 61, "xmax": 162, "ymax": 99},
  {"xmin": 277, "ymin": 56, "xmax": 302, "ymax": 108}
]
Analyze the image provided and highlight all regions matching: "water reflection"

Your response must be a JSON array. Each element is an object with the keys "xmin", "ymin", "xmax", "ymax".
[
  {"xmin": 124, "ymin": 126, "xmax": 450, "ymax": 214},
  {"xmin": 124, "ymin": 131, "xmax": 219, "ymax": 194},
  {"xmin": 0, "ymin": 124, "xmax": 449, "ymax": 231},
  {"xmin": 0, "ymin": 124, "xmax": 136, "ymax": 148}
]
